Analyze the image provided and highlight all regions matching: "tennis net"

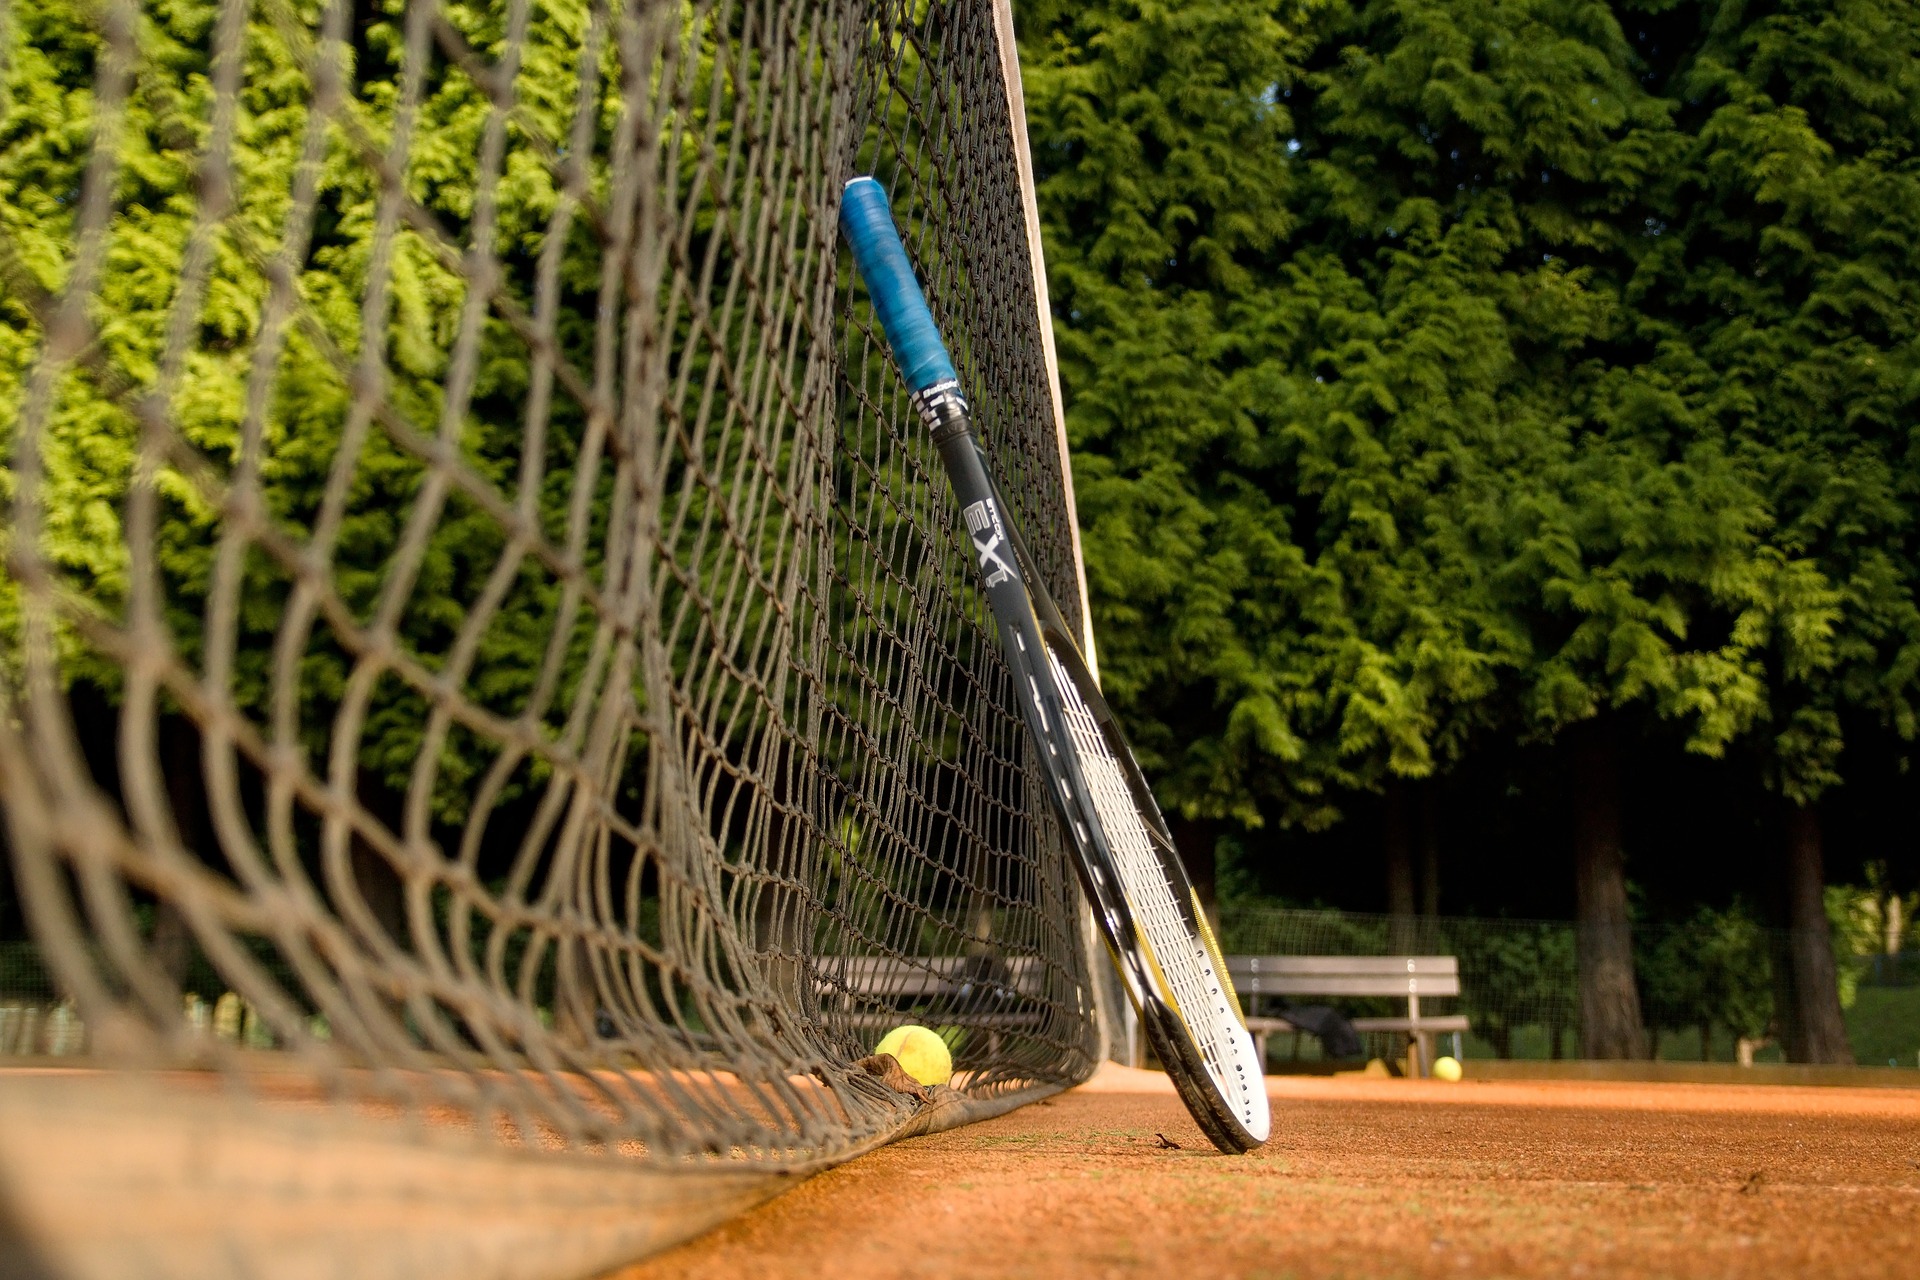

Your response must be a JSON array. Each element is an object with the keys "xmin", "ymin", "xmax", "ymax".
[{"xmin": 0, "ymin": 0, "xmax": 1099, "ymax": 1273}]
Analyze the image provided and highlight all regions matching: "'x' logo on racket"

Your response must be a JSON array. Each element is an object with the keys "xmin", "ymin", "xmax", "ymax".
[
  {"xmin": 972, "ymin": 527, "xmax": 1014, "ymax": 587},
  {"xmin": 963, "ymin": 501, "xmax": 1014, "ymax": 587}
]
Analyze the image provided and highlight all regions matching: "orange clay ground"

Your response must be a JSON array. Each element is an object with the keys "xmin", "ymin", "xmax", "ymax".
[{"xmin": 617, "ymin": 1064, "xmax": 1920, "ymax": 1280}]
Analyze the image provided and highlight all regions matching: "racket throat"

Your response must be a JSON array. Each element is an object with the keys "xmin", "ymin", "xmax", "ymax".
[{"xmin": 913, "ymin": 380, "xmax": 971, "ymax": 440}]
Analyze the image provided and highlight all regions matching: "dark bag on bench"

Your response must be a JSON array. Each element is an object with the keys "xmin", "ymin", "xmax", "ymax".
[{"xmin": 1274, "ymin": 1003, "xmax": 1363, "ymax": 1059}]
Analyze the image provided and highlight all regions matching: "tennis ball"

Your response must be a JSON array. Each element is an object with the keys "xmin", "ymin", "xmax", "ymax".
[
  {"xmin": 1432, "ymin": 1055, "xmax": 1463, "ymax": 1082},
  {"xmin": 874, "ymin": 1024, "xmax": 953, "ymax": 1087}
]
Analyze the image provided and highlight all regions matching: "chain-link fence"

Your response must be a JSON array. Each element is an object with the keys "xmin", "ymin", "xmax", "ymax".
[
  {"xmin": 1860, "ymin": 950, "xmax": 1920, "ymax": 987},
  {"xmin": 0, "ymin": 941, "xmax": 77, "ymax": 1057}
]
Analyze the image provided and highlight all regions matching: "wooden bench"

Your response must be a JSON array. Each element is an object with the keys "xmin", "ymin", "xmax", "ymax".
[
  {"xmin": 1226, "ymin": 955, "xmax": 1470, "ymax": 1078},
  {"xmin": 814, "ymin": 955, "xmax": 1047, "ymax": 1052}
]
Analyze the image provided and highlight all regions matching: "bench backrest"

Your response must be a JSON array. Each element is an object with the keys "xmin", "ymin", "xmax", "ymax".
[
  {"xmin": 815, "ymin": 955, "xmax": 1043, "ymax": 1000},
  {"xmin": 1225, "ymin": 955, "xmax": 1460, "ymax": 999}
]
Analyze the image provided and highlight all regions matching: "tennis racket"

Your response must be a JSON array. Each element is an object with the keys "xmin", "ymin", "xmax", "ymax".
[{"xmin": 840, "ymin": 177, "xmax": 1270, "ymax": 1153}]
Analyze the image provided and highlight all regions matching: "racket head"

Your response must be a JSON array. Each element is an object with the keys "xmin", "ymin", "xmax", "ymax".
[{"xmin": 1024, "ymin": 613, "xmax": 1270, "ymax": 1152}]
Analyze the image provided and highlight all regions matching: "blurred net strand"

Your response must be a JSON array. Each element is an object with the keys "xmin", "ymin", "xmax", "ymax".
[{"xmin": 0, "ymin": 0, "xmax": 1101, "ymax": 1212}]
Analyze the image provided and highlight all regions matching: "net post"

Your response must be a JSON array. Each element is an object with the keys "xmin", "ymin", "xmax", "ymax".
[
  {"xmin": 988, "ymin": 0, "xmax": 1095, "ymax": 674},
  {"xmin": 991, "ymin": 0, "xmax": 1134, "ymax": 1071},
  {"xmin": 1080, "ymin": 897, "xmax": 1141, "ymax": 1067}
]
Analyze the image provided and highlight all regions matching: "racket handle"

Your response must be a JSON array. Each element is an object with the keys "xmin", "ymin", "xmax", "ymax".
[{"xmin": 840, "ymin": 177, "xmax": 958, "ymax": 395}]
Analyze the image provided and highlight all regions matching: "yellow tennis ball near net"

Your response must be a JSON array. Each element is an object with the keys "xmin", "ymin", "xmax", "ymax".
[
  {"xmin": 874, "ymin": 1024, "xmax": 954, "ymax": 1087},
  {"xmin": 1432, "ymin": 1055, "xmax": 1464, "ymax": 1083}
]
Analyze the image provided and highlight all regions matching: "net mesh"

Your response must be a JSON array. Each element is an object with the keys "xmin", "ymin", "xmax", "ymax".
[{"xmin": 0, "ymin": 0, "xmax": 1099, "ymax": 1175}]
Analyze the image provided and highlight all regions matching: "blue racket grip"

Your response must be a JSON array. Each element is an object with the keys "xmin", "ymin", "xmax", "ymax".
[{"xmin": 840, "ymin": 177, "xmax": 958, "ymax": 394}]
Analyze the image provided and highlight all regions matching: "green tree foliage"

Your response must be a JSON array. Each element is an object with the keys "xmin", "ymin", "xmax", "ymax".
[
  {"xmin": 1019, "ymin": 0, "xmax": 1329, "ymax": 827},
  {"xmin": 2, "ymin": 0, "xmax": 610, "ymax": 820},
  {"xmin": 1454, "ymin": 921, "xmax": 1577, "ymax": 1059},
  {"xmin": 1019, "ymin": 0, "xmax": 1920, "ymax": 827},
  {"xmin": 1624, "ymin": 0, "xmax": 1920, "ymax": 801},
  {"xmin": 1636, "ymin": 903, "xmax": 1774, "ymax": 1050}
]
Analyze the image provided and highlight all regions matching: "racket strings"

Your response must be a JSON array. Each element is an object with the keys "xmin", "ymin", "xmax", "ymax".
[{"xmin": 1044, "ymin": 648, "xmax": 1265, "ymax": 1133}]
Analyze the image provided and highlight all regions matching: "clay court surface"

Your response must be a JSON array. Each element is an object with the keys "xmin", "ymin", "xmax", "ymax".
[{"xmin": 619, "ymin": 1064, "xmax": 1920, "ymax": 1280}]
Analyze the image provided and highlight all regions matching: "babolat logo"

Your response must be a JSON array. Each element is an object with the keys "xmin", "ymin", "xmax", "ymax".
[{"xmin": 962, "ymin": 500, "xmax": 1014, "ymax": 588}]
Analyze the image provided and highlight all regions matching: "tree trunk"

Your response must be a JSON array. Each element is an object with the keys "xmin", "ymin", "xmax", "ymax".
[
  {"xmin": 1783, "ymin": 804, "xmax": 1854, "ymax": 1065},
  {"xmin": 0, "ymin": 839, "xmax": 17, "ymax": 937},
  {"xmin": 1418, "ymin": 781, "xmax": 1441, "ymax": 919},
  {"xmin": 155, "ymin": 715, "xmax": 207, "ymax": 984},
  {"xmin": 1384, "ymin": 781, "xmax": 1417, "ymax": 954},
  {"xmin": 150, "ymin": 903, "xmax": 193, "ymax": 985},
  {"xmin": 1570, "ymin": 720, "xmax": 1648, "ymax": 1059}
]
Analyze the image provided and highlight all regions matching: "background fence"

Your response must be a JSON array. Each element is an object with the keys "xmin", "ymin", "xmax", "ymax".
[{"xmin": 1219, "ymin": 906, "xmax": 1920, "ymax": 1068}]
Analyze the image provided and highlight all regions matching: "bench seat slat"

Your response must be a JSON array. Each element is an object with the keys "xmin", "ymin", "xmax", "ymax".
[
  {"xmin": 1230, "ymin": 975, "xmax": 1460, "ymax": 997},
  {"xmin": 1242, "ymin": 1016, "xmax": 1296, "ymax": 1033},
  {"xmin": 813, "ymin": 956, "xmax": 1048, "ymax": 1004},
  {"xmin": 1349, "ymin": 1015, "xmax": 1470, "ymax": 1034},
  {"xmin": 820, "ymin": 957, "xmax": 1042, "ymax": 980},
  {"xmin": 1247, "ymin": 1013, "xmax": 1469, "ymax": 1035},
  {"xmin": 816, "ymin": 975, "xmax": 984, "ymax": 998},
  {"xmin": 1227, "ymin": 956, "xmax": 1458, "ymax": 977},
  {"xmin": 833, "ymin": 1013, "xmax": 1047, "ymax": 1030}
]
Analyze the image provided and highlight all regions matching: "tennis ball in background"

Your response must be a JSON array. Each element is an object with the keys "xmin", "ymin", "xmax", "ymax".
[
  {"xmin": 1432, "ymin": 1055, "xmax": 1463, "ymax": 1083},
  {"xmin": 874, "ymin": 1024, "xmax": 953, "ymax": 1087}
]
